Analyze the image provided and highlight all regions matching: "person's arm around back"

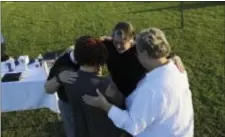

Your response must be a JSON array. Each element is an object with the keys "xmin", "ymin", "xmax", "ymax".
[
  {"xmin": 45, "ymin": 70, "xmax": 78, "ymax": 94},
  {"xmin": 44, "ymin": 76, "xmax": 60, "ymax": 94}
]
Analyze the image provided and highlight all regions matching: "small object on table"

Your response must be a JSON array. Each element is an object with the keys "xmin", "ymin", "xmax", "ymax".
[
  {"xmin": 14, "ymin": 60, "xmax": 20, "ymax": 66},
  {"xmin": 38, "ymin": 54, "xmax": 43, "ymax": 66},
  {"xmin": 6, "ymin": 63, "xmax": 13, "ymax": 72},
  {"xmin": 4, "ymin": 57, "xmax": 16, "ymax": 72},
  {"xmin": 34, "ymin": 59, "xmax": 40, "ymax": 68},
  {"xmin": 1, "ymin": 72, "xmax": 22, "ymax": 82},
  {"xmin": 18, "ymin": 55, "xmax": 29, "ymax": 71}
]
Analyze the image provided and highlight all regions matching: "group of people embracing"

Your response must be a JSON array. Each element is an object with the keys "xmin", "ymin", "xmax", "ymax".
[{"xmin": 44, "ymin": 22, "xmax": 194, "ymax": 137}]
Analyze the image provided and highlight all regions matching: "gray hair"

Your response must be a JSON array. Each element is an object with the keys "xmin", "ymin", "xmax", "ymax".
[{"xmin": 135, "ymin": 28, "xmax": 171, "ymax": 58}]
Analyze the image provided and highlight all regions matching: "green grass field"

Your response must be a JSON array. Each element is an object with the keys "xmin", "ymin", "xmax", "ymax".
[{"xmin": 1, "ymin": 1, "xmax": 225, "ymax": 137}]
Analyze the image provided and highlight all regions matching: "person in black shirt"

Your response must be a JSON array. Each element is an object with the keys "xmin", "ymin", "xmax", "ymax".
[
  {"xmin": 103, "ymin": 22, "xmax": 184, "ymax": 97},
  {"xmin": 103, "ymin": 22, "xmax": 147, "ymax": 97},
  {"xmin": 44, "ymin": 36, "xmax": 92, "ymax": 137},
  {"xmin": 64, "ymin": 37, "xmax": 124, "ymax": 137}
]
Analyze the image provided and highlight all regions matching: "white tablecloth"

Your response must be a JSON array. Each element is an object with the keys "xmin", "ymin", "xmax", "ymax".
[{"xmin": 1, "ymin": 63, "xmax": 60, "ymax": 113}]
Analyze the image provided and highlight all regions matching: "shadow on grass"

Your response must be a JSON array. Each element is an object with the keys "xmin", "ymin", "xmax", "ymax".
[{"xmin": 123, "ymin": 2, "xmax": 225, "ymax": 14}]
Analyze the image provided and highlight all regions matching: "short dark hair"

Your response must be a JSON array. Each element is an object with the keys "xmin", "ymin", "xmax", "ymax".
[
  {"xmin": 112, "ymin": 22, "xmax": 135, "ymax": 40},
  {"xmin": 74, "ymin": 36, "xmax": 108, "ymax": 66},
  {"xmin": 136, "ymin": 28, "xmax": 171, "ymax": 58},
  {"xmin": 74, "ymin": 35, "xmax": 92, "ymax": 47}
]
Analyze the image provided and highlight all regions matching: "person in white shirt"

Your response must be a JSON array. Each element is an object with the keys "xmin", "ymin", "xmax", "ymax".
[{"xmin": 83, "ymin": 28, "xmax": 194, "ymax": 137}]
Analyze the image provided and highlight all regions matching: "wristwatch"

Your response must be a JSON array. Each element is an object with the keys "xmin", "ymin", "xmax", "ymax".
[{"xmin": 56, "ymin": 74, "xmax": 63, "ymax": 85}]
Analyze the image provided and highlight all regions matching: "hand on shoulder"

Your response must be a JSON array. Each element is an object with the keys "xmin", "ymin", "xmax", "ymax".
[{"xmin": 99, "ymin": 36, "xmax": 112, "ymax": 41}]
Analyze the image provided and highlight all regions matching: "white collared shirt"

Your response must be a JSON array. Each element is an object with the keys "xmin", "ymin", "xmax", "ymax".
[
  {"xmin": 108, "ymin": 61, "xmax": 194, "ymax": 137},
  {"xmin": 69, "ymin": 50, "xmax": 77, "ymax": 64}
]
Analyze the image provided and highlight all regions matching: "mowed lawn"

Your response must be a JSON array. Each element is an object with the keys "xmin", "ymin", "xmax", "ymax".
[{"xmin": 1, "ymin": 1, "xmax": 224, "ymax": 137}]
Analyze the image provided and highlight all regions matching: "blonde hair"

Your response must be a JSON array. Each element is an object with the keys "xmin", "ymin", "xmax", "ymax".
[{"xmin": 136, "ymin": 27, "xmax": 171, "ymax": 58}]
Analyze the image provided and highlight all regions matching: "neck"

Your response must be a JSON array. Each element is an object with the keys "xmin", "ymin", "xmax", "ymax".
[
  {"xmin": 80, "ymin": 65, "xmax": 102, "ymax": 76},
  {"xmin": 147, "ymin": 57, "xmax": 169, "ymax": 71},
  {"xmin": 80, "ymin": 66, "xmax": 98, "ymax": 73}
]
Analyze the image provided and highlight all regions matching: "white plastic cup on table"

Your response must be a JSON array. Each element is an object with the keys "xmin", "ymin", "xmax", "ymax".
[
  {"xmin": 37, "ymin": 54, "xmax": 43, "ymax": 66},
  {"xmin": 34, "ymin": 59, "xmax": 40, "ymax": 68},
  {"xmin": 18, "ymin": 55, "xmax": 29, "ymax": 71}
]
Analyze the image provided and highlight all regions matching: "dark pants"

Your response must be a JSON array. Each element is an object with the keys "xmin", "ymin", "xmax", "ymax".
[
  {"xmin": 1, "ymin": 43, "xmax": 9, "ymax": 62},
  {"xmin": 58, "ymin": 99, "xmax": 76, "ymax": 137},
  {"xmin": 1, "ymin": 43, "xmax": 5, "ymax": 55}
]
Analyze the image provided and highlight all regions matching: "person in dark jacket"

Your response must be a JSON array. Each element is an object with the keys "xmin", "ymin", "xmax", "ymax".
[
  {"xmin": 103, "ymin": 22, "xmax": 146, "ymax": 97},
  {"xmin": 64, "ymin": 37, "xmax": 124, "ymax": 137},
  {"xmin": 103, "ymin": 22, "xmax": 184, "ymax": 97}
]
